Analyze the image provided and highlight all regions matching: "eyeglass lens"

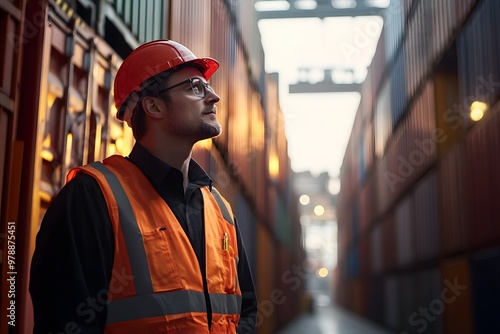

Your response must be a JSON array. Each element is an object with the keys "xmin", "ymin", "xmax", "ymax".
[{"xmin": 190, "ymin": 78, "xmax": 213, "ymax": 98}]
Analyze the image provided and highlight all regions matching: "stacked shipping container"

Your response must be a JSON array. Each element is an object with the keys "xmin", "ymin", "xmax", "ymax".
[
  {"xmin": 337, "ymin": 0, "xmax": 500, "ymax": 332},
  {"xmin": 0, "ymin": 0, "xmax": 304, "ymax": 333}
]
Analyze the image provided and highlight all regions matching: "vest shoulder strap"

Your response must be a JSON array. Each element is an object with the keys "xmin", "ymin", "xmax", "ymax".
[{"xmin": 211, "ymin": 187, "xmax": 235, "ymax": 226}]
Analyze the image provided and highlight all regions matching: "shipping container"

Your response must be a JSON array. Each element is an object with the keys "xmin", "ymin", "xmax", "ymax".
[
  {"xmin": 360, "ymin": 171, "xmax": 375, "ymax": 232},
  {"xmin": 1, "ymin": 0, "xmax": 27, "ymax": 332},
  {"xmin": 465, "ymin": 103, "xmax": 500, "ymax": 248},
  {"xmin": 382, "ymin": 0, "xmax": 404, "ymax": 65},
  {"xmin": 381, "ymin": 213, "xmax": 397, "ymax": 272},
  {"xmin": 256, "ymin": 222, "xmax": 278, "ymax": 334},
  {"xmin": 440, "ymin": 257, "xmax": 473, "ymax": 334},
  {"xmin": 414, "ymin": 170, "xmax": 440, "ymax": 262},
  {"xmin": 438, "ymin": 145, "xmax": 469, "ymax": 255},
  {"xmin": 367, "ymin": 275, "xmax": 385, "ymax": 324},
  {"xmin": 398, "ymin": 273, "xmax": 419, "ymax": 334},
  {"xmin": 337, "ymin": 1, "xmax": 500, "ymax": 332},
  {"xmin": 370, "ymin": 223, "xmax": 382, "ymax": 274},
  {"xmin": 359, "ymin": 232, "xmax": 371, "ymax": 277},
  {"xmin": 383, "ymin": 275, "xmax": 400, "ymax": 329},
  {"xmin": 471, "ymin": 248, "xmax": 500, "ymax": 332},
  {"xmin": 457, "ymin": 0, "xmax": 500, "ymax": 110},
  {"xmin": 433, "ymin": 68, "xmax": 463, "ymax": 157},
  {"xmin": 394, "ymin": 195, "xmax": 414, "ymax": 267},
  {"xmin": 455, "ymin": 0, "xmax": 480, "ymax": 28},
  {"xmin": 412, "ymin": 268, "xmax": 443, "ymax": 334}
]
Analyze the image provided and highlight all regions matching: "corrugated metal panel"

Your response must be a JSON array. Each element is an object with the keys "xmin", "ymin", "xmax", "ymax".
[
  {"xmin": 414, "ymin": 171, "xmax": 440, "ymax": 261},
  {"xmin": 276, "ymin": 246, "xmax": 302, "ymax": 328},
  {"xmin": 360, "ymin": 69, "xmax": 373, "ymax": 122},
  {"xmin": 339, "ymin": 140, "xmax": 356, "ymax": 210},
  {"xmin": 235, "ymin": 192, "xmax": 257, "ymax": 271},
  {"xmin": 438, "ymin": 145, "xmax": 469, "ymax": 254},
  {"xmin": 337, "ymin": 195, "xmax": 352, "ymax": 257},
  {"xmin": 359, "ymin": 233, "xmax": 370, "ymax": 277},
  {"xmin": 275, "ymin": 196, "xmax": 293, "ymax": 248},
  {"xmin": 256, "ymin": 223, "xmax": 277, "ymax": 334},
  {"xmin": 370, "ymin": 24, "xmax": 385, "ymax": 95},
  {"xmin": 433, "ymin": 72, "xmax": 462, "ymax": 156},
  {"xmin": 347, "ymin": 242, "xmax": 360, "ymax": 279},
  {"xmin": 374, "ymin": 155, "xmax": 392, "ymax": 216},
  {"xmin": 370, "ymin": 223, "xmax": 382, "ymax": 274},
  {"xmin": 382, "ymin": 214, "xmax": 396, "ymax": 271},
  {"xmin": 170, "ymin": 0, "xmax": 211, "ymax": 56},
  {"xmin": 351, "ymin": 200, "xmax": 360, "ymax": 243},
  {"xmin": 390, "ymin": 45, "xmax": 407, "ymax": 128},
  {"xmin": 231, "ymin": 0, "xmax": 265, "ymax": 87},
  {"xmin": 395, "ymin": 195, "xmax": 414, "ymax": 266},
  {"xmin": 351, "ymin": 278, "xmax": 366, "ymax": 316},
  {"xmin": 211, "ymin": 0, "xmax": 230, "ymax": 156},
  {"xmin": 457, "ymin": 0, "xmax": 500, "ymax": 109},
  {"xmin": 384, "ymin": 275, "xmax": 400, "ymax": 329},
  {"xmin": 465, "ymin": 104, "xmax": 500, "ymax": 247},
  {"xmin": 455, "ymin": 0, "xmax": 480, "ymax": 28},
  {"xmin": 413, "ymin": 268, "xmax": 443, "ymax": 334},
  {"xmin": 368, "ymin": 275, "xmax": 384, "ymax": 324},
  {"xmin": 251, "ymin": 85, "xmax": 268, "ymax": 219},
  {"xmin": 398, "ymin": 273, "xmax": 418, "ymax": 334},
  {"xmin": 431, "ymin": 0, "xmax": 455, "ymax": 62},
  {"xmin": 441, "ymin": 257, "xmax": 473, "ymax": 334},
  {"xmin": 404, "ymin": 4, "xmax": 419, "ymax": 100},
  {"xmin": 363, "ymin": 122, "xmax": 374, "ymax": 176},
  {"xmin": 225, "ymin": 44, "xmax": 254, "ymax": 195},
  {"xmin": 471, "ymin": 248, "xmax": 500, "ymax": 332},
  {"xmin": 384, "ymin": 80, "xmax": 436, "ymax": 199},
  {"xmin": 111, "ymin": 0, "xmax": 164, "ymax": 43},
  {"xmin": 360, "ymin": 171, "xmax": 374, "ymax": 232},
  {"xmin": 383, "ymin": 0, "xmax": 404, "ymax": 64},
  {"xmin": 374, "ymin": 80, "xmax": 392, "ymax": 159}
]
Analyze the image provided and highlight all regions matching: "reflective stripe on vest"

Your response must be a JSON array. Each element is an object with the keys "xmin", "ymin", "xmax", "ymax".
[
  {"xmin": 106, "ymin": 290, "xmax": 242, "ymax": 324},
  {"xmin": 89, "ymin": 161, "xmax": 153, "ymax": 296}
]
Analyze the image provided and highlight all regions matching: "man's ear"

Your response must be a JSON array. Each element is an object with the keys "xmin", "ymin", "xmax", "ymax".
[{"xmin": 141, "ymin": 96, "xmax": 163, "ymax": 119}]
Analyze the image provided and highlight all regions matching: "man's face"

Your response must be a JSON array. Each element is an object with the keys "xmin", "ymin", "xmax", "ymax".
[{"xmin": 157, "ymin": 66, "xmax": 222, "ymax": 143}]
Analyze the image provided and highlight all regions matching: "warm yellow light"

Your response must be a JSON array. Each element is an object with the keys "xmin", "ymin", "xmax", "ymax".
[
  {"xmin": 65, "ymin": 133, "xmax": 73, "ymax": 166},
  {"xmin": 109, "ymin": 121, "xmax": 123, "ymax": 140},
  {"xmin": 47, "ymin": 92, "xmax": 58, "ymax": 110},
  {"xmin": 269, "ymin": 154, "xmax": 279, "ymax": 179},
  {"xmin": 314, "ymin": 205, "xmax": 325, "ymax": 216},
  {"xmin": 115, "ymin": 137, "xmax": 124, "ymax": 154},
  {"xmin": 470, "ymin": 101, "xmax": 488, "ymax": 122},
  {"xmin": 299, "ymin": 194, "xmax": 310, "ymax": 205},
  {"xmin": 317, "ymin": 267, "xmax": 329, "ymax": 278},
  {"xmin": 196, "ymin": 138, "xmax": 213, "ymax": 150},
  {"xmin": 110, "ymin": 103, "xmax": 118, "ymax": 118},
  {"xmin": 470, "ymin": 109, "xmax": 484, "ymax": 121}
]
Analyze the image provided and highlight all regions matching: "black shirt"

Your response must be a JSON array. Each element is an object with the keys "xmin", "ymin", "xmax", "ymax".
[{"xmin": 30, "ymin": 143, "xmax": 257, "ymax": 333}]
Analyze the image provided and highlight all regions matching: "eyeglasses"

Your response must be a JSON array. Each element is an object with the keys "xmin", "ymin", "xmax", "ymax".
[{"xmin": 157, "ymin": 77, "xmax": 214, "ymax": 98}]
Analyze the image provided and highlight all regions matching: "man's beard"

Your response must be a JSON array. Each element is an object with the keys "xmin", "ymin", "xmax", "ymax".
[{"xmin": 200, "ymin": 120, "xmax": 222, "ymax": 139}]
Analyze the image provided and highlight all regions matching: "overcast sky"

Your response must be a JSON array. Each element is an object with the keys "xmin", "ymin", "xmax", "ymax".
[{"xmin": 258, "ymin": 11, "xmax": 384, "ymax": 177}]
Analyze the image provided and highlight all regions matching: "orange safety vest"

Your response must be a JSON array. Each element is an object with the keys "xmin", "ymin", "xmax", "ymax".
[{"xmin": 67, "ymin": 155, "xmax": 242, "ymax": 334}]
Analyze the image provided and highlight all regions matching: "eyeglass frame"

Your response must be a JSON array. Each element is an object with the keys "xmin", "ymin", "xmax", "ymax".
[{"xmin": 156, "ymin": 77, "xmax": 214, "ymax": 98}]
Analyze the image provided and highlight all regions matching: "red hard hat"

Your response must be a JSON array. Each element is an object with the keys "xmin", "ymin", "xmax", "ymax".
[{"xmin": 114, "ymin": 39, "xmax": 219, "ymax": 121}]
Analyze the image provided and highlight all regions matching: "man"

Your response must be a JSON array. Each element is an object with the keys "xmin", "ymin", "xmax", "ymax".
[{"xmin": 30, "ymin": 40, "xmax": 258, "ymax": 333}]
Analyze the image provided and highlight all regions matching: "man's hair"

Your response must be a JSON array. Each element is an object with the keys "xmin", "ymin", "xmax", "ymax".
[{"xmin": 130, "ymin": 72, "xmax": 173, "ymax": 140}]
